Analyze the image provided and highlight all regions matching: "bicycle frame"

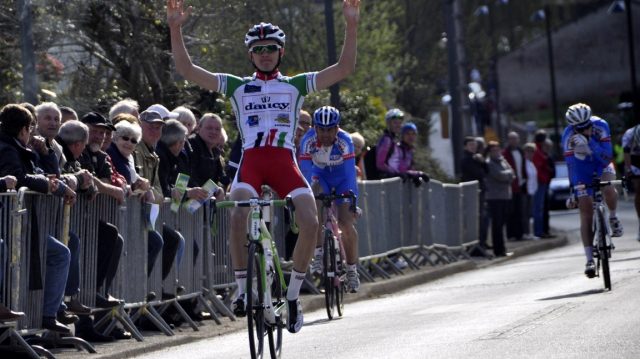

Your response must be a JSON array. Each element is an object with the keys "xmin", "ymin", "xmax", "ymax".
[{"xmin": 215, "ymin": 195, "xmax": 293, "ymax": 359}]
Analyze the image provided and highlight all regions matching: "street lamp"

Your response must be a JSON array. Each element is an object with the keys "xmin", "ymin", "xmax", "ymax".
[
  {"xmin": 531, "ymin": 6, "xmax": 561, "ymax": 158},
  {"xmin": 608, "ymin": 0, "xmax": 638, "ymax": 122}
]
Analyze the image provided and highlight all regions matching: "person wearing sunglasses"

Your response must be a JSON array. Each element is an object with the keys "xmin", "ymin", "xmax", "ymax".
[
  {"xmin": 562, "ymin": 103, "xmax": 621, "ymax": 279},
  {"xmin": 107, "ymin": 120, "xmax": 148, "ymax": 194},
  {"xmin": 167, "ymin": 0, "xmax": 360, "ymax": 334}
]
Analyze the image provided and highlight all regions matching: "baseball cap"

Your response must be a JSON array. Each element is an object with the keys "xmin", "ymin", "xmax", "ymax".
[
  {"xmin": 81, "ymin": 112, "xmax": 115, "ymax": 130},
  {"xmin": 139, "ymin": 110, "xmax": 165, "ymax": 124},
  {"xmin": 146, "ymin": 104, "xmax": 179, "ymax": 120}
]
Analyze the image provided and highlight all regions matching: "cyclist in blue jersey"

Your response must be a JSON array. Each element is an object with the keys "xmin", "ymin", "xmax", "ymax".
[
  {"xmin": 299, "ymin": 106, "xmax": 360, "ymax": 292},
  {"xmin": 168, "ymin": 0, "xmax": 360, "ymax": 333},
  {"xmin": 562, "ymin": 103, "xmax": 622, "ymax": 278}
]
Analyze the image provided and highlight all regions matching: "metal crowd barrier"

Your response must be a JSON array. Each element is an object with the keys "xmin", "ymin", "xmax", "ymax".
[{"xmin": 0, "ymin": 178, "xmax": 480, "ymax": 355}]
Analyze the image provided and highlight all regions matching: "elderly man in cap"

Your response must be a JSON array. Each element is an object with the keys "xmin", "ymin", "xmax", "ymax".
[
  {"xmin": 134, "ymin": 108, "xmax": 184, "ymax": 298},
  {"xmin": 78, "ymin": 113, "xmax": 126, "ymax": 303}
]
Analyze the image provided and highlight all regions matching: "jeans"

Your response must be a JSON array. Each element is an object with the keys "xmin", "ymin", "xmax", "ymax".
[
  {"xmin": 44, "ymin": 236, "xmax": 70, "ymax": 317},
  {"xmin": 161, "ymin": 225, "xmax": 183, "ymax": 281},
  {"xmin": 97, "ymin": 221, "xmax": 123, "ymax": 294},
  {"xmin": 64, "ymin": 231, "xmax": 80, "ymax": 297},
  {"xmin": 147, "ymin": 230, "xmax": 163, "ymax": 277},
  {"xmin": 533, "ymin": 184, "xmax": 548, "ymax": 236}
]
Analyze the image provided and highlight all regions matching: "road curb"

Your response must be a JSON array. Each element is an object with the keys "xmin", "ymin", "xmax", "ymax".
[{"xmin": 56, "ymin": 235, "xmax": 569, "ymax": 358}]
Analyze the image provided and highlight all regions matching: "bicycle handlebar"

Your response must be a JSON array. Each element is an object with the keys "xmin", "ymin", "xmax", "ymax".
[
  {"xmin": 314, "ymin": 190, "xmax": 357, "ymax": 212},
  {"xmin": 214, "ymin": 197, "xmax": 291, "ymax": 209},
  {"xmin": 572, "ymin": 180, "xmax": 623, "ymax": 191}
]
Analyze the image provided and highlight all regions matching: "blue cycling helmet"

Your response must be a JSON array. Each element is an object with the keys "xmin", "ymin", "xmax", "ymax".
[
  {"xmin": 313, "ymin": 106, "xmax": 341, "ymax": 128},
  {"xmin": 401, "ymin": 122, "xmax": 418, "ymax": 135}
]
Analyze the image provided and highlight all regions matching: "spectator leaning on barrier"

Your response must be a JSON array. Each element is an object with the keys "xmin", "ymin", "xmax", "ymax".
[
  {"xmin": 484, "ymin": 140, "xmax": 515, "ymax": 257},
  {"xmin": 107, "ymin": 120, "xmax": 168, "ymax": 282},
  {"xmin": 35, "ymin": 107, "xmax": 94, "ymax": 325},
  {"xmin": 74, "ymin": 112, "xmax": 126, "ymax": 341},
  {"xmin": 32, "ymin": 102, "xmax": 65, "ymax": 176},
  {"xmin": 387, "ymin": 122, "xmax": 430, "ymax": 186},
  {"xmin": 502, "ymin": 131, "xmax": 527, "ymax": 242},
  {"xmin": 134, "ymin": 107, "xmax": 185, "ymax": 294},
  {"xmin": 0, "ymin": 104, "xmax": 77, "ymax": 333},
  {"xmin": 374, "ymin": 108, "xmax": 403, "ymax": 178},
  {"xmin": 77, "ymin": 113, "xmax": 126, "ymax": 303},
  {"xmin": 188, "ymin": 113, "xmax": 228, "ymax": 190},
  {"xmin": 461, "ymin": 136, "xmax": 489, "ymax": 252},
  {"xmin": 56, "ymin": 120, "xmax": 98, "ymax": 314},
  {"xmin": 0, "ymin": 173, "xmax": 23, "ymax": 322},
  {"xmin": 158, "ymin": 119, "xmax": 222, "ymax": 202}
]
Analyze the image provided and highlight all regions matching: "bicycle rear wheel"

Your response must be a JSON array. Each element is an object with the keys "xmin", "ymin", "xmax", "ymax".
[
  {"xmin": 323, "ymin": 229, "xmax": 336, "ymax": 320},
  {"xmin": 596, "ymin": 207, "xmax": 612, "ymax": 290},
  {"xmin": 267, "ymin": 266, "xmax": 284, "ymax": 358},
  {"xmin": 246, "ymin": 241, "xmax": 266, "ymax": 359}
]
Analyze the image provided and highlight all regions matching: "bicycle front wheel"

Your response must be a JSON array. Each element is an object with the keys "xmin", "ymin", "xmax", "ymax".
[
  {"xmin": 335, "ymin": 239, "xmax": 345, "ymax": 318},
  {"xmin": 246, "ymin": 241, "xmax": 266, "ymax": 359},
  {"xmin": 323, "ymin": 229, "xmax": 336, "ymax": 320},
  {"xmin": 267, "ymin": 264, "xmax": 284, "ymax": 358},
  {"xmin": 596, "ymin": 207, "xmax": 612, "ymax": 290}
]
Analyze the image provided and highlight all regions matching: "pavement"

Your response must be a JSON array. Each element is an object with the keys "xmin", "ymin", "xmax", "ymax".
[{"xmin": 53, "ymin": 233, "xmax": 568, "ymax": 359}]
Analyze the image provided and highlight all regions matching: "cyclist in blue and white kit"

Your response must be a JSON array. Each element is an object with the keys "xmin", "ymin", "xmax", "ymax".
[
  {"xmin": 562, "ymin": 103, "xmax": 623, "ymax": 278},
  {"xmin": 168, "ymin": 0, "xmax": 360, "ymax": 333},
  {"xmin": 298, "ymin": 106, "xmax": 360, "ymax": 292}
]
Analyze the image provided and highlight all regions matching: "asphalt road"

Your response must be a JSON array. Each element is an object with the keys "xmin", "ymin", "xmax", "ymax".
[{"xmin": 134, "ymin": 202, "xmax": 640, "ymax": 359}]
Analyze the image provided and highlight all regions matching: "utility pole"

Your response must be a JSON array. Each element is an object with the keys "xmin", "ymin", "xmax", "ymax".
[
  {"xmin": 624, "ymin": 0, "xmax": 638, "ymax": 121},
  {"xmin": 324, "ymin": 0, "xmax": 340, "ymax": 107},
  {"xmin": 543, "ymin": 5, "xmax": 561, "ymax": 158},
  {"xmin": 487, "ymin": 2, "xmax": 503, "ymax": 140},
  {"xmin": 443, "ymin": 0, "xmax": 465, "ymax": 176},
  {"xmin": 18, "ymin": 0, "xmax": 38, "ymax": 104}
]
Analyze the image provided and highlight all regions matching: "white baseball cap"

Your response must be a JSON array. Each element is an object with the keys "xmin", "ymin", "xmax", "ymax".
[{"xmin": 146, "ymin": 104, "xmax": 179, "ymax": 120}]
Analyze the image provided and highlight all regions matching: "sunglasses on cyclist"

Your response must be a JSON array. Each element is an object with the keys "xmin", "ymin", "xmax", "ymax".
[
  {"xmin": 249, "ymin": 44, "xmax": 282, "ymax": 54},
  {"xmin": 120, "ymin": 136, "xmax": 138, "ymax": 144}
]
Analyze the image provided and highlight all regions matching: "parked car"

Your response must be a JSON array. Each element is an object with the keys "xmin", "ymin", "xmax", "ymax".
[{"xmin": 548, "ymin": 162, "xmax": 570, "ymax": 210}]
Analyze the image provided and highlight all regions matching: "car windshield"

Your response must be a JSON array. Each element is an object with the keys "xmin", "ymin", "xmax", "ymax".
[{"xmin": 555, "ymin": 162, "xmax": 568, "ymax": 178}]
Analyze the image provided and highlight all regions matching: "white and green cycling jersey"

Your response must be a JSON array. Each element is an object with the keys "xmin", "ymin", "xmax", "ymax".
[{"xmin": 215, "ymin": 72, "xmax": 318, "ymax": 152}]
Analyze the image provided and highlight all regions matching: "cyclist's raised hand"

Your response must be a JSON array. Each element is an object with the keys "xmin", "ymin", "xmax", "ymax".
[
  {"xmin": 167, "ymin": 0, "xmax": 192, "ymax": 29},
  {"xmin": 343, "ymin": 0, "xmax": 361, "ymax": 25}
]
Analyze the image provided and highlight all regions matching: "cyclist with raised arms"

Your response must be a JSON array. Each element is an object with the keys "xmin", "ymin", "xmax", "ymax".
[
  {"xmin": 298, "ymin": 106, "xmax": 360, "ymax": 293},
  {"xmin": 167, "ymin": 0, "xmax": 360, "ymax": 333},
  {"xmin": 562, "ymin": 103, "xmax": 622, "ymax": 278}
]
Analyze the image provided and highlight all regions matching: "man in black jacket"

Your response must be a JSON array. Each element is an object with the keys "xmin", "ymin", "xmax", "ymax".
[
  {"xmin": 460, "ymin": 136, "xmax": 489, "ymax": 253},
  {"xmin": 0, "ymin": 104, "xmax": 76, "ymax": 333}
]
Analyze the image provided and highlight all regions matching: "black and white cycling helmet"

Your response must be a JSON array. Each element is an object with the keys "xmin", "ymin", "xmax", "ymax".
[
  {"xmin": 244, "ymin": 22, "xmax": 286, "ymax": 48},
  {"xmin": 565, "ymin": 103, "xmax": 592, "ymax": 129},
  {"xmin": 313, "ymin": 106, "xmax": 341, "ymax": 128}
]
